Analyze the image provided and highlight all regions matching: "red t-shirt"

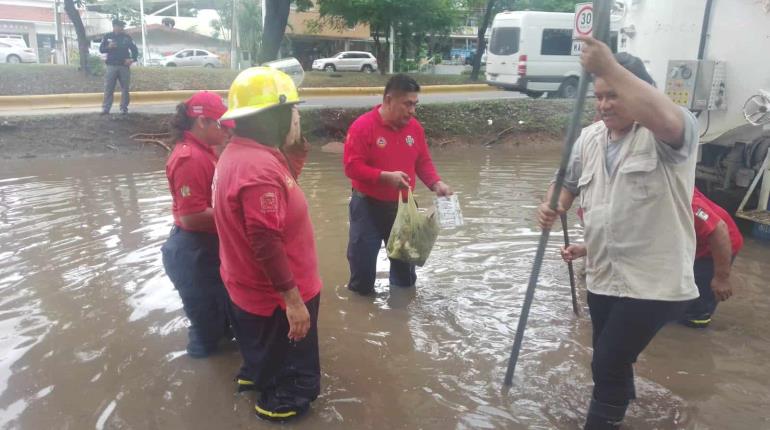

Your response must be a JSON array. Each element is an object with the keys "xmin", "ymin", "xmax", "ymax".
[
  {"xmin": 343, "ymin": 106, "xmax": 441, "ymax": 202},
  {"xmin": 166, "ymin": 131, "xmax": 218, "ymax": 234},
  {"xmin": 213, "ymin": 137, "xmax": 322, "ymax": 316},
  {"xmin": 692, "ymin": 187, "xmax": 744, "ymax": 259}
]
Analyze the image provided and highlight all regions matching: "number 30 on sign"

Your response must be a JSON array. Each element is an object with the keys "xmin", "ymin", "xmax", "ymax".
[{"xmin": 571, "ymin": 2, "xmax": 593, "ymax": 56}]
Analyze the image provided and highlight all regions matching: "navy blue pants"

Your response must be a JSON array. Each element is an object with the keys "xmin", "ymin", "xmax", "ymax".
[
  {"xmin": 230, "ymin": 294, "xmax": 321, "ymax": 409},
  {"xmin": 586, "ymin": 292, "xmax": 688, "ymax": 425},
  {"xmin": 683, "ymin": 257, "xmax": 721, "ymax": 321},
  {"xmin": 347, "ymin": 192, "xmax": 416, "ymax": 294},
  {"xmin": 161, "ymin": 226, "xmax": 231, "ymax": 357}
]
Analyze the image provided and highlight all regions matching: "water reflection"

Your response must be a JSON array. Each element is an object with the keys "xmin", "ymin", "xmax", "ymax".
[{"xmin": 0, "ymin": 149, "xmax": 768, "ymax": 429}]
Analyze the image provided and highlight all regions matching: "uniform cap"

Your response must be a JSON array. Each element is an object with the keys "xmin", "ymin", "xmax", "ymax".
[{"xmin": 185, "ymin": 91, "xmax": 235, "ymax": 128}]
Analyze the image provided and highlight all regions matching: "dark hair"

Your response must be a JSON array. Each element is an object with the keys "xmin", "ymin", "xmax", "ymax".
[
  {"xmin": 384, "ymin": 74, "xmax": 420, "ymax": 97},
  {"xmin": 614, "ymin": 52, "xmax": 656, "ymax": 87},
  {"xmin": 112, "ymin": 19, "xmax": 126, "ymax": 28},
  {"xmin": 169, "ymin": 102, "xmax": 194, "ymax": 143},
  {"xmin": 233, "ymin": 104, "xmax": 294, "ymax": 148}
]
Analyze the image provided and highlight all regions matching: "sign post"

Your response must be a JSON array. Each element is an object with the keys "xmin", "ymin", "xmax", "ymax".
[{"xmin": 571, "ymin": 2, "xmax": 594, "ymax": 56}]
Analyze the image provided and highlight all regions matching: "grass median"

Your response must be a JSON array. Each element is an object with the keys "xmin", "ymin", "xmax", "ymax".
[
  {"xmin": 0, "ymin": 98, "xmax": 595, "ymax": 160},
  {"xmin": 0, "ymin": 64, "xmax": 474, "ymax": 96}
]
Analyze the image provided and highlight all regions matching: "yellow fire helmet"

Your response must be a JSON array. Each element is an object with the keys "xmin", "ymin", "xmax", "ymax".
[{"xmin": 221, "ymin": 67, "xmax": 301, "ymax": 120}]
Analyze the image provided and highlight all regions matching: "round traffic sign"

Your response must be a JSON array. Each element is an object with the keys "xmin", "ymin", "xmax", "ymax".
[{"xmin": 575, "ymin": 4, "xmax": 593, "ymax": 36}]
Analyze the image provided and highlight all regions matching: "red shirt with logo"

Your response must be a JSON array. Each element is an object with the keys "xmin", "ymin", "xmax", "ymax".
[
  {"xmin": 166, "ymin": 131, "xmax": 218, "ymax": 234},
  {"xmin": 213, "ymin": 137, "xmax": 322, "ymax": 316},
  {"xmin": 343, "ymin": 105, "xmax": 441, "ymax": 202},
  {"xmin": 692, "ymin": 187, "xmax": 744, "ymax": 259}
]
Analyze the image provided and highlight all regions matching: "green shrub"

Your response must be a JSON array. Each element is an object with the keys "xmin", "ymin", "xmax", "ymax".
[{"xmin": 70, "ymin": 51, "xmax": 105, "ymax": 76}]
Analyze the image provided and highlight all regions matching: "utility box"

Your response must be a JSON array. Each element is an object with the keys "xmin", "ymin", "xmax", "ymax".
[{"xmin": 664, "ymin": 60, "xmax": 726, "ymax": 112}]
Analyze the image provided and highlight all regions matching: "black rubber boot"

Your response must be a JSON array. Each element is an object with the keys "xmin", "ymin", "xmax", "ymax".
[{"xmin": 583, "ymin": 398, "xmax": 627, "ymax": 430}]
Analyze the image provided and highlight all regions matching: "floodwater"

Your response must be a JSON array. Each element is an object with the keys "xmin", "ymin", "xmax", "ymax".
[{"xmin": 0, "ymin": 147, "xmax": 768, "ymax": 430}]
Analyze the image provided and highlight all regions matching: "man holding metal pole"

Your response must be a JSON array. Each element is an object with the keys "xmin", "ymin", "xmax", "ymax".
[{"xmin": 536, "ymin": 35, "xmax": 700, "ymax": 428}]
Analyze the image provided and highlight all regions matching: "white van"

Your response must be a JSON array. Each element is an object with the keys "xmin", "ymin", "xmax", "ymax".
[{"xmin": 485, "ymin": 11, "xmax": 617, "ymax": 98}]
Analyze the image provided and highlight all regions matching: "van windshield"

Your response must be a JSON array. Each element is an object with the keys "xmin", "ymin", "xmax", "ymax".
[{"xmin": 489, "ymin": 27, "xmax": 520, "ymax": 56}]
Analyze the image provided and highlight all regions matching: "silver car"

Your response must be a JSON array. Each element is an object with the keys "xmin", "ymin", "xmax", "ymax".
[
  {"xmin": 0, "ymin": 41, "xmax": 37, "ymax": 64},
  {"xmin": 312, "ymin": 51, "xmax": 378, "ymax": 73},
  {"xmin": 163, "ymin": 49, "xmax": 222, "ymax": 68}
]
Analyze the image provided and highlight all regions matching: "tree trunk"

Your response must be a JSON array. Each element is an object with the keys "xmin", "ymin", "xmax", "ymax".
[
  {"xmin": 470, "ymin": 0, "xmax": 499, "ymax": 81},
  {"xmin": 63, "ymin": 0, "xmax": 90, "ymax": 74},
  {"xmin": 372, "ymin": 28, "xmax": 387, "ymax": 75},
  {"xmin": 257, "ymin": 0, "xmax": 290, "ymax": 64}
]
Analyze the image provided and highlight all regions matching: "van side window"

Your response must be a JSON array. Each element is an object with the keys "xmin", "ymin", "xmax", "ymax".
[
  {"xmin": 541, "ymin": 29, "xmax": 572, "ymax": 56},
  {"xmin": 489, "ymin": 27, "xmax": 520, "ymax": 56}
]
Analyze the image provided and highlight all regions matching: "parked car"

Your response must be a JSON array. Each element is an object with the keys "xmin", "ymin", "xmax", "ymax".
[
  {"xmin": 485, "ymin": 11, "xmax": 618, "ymax": 98},
  {"xmin": 163, "ymin": 49, "xmax": 222, "ymax": 68},
  {"xmin": 312, "ymin": 51, "xmax": 378, "ymax": 73},
  {"xmin": 0, "ymin": 35, "xmax": 28, "ymax": 48},
  {"xmin": 0, "ymin": 41, "xmax": 37, "ymax": 64}
]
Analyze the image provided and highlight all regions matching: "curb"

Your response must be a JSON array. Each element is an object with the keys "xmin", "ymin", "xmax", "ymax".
[{"xmin": 0, "ymin": 84, "xmax": 496, "ymax": 111}]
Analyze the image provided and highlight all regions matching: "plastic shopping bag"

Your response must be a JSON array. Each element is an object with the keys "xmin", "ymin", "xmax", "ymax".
[{"xmin": 386, "ymin": 190, "xmax": 440, "ymax": 267}]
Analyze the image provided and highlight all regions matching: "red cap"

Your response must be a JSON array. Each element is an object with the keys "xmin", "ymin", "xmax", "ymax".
[{"xmin": 185, "ymin": 91, "xmax": 235, "ymax": 129}]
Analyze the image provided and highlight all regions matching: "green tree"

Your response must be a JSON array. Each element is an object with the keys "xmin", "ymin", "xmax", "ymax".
[
  {"xmin": 64, "ymin": 0, "xmax": 91, "ymax": 75},
  {"xmin": 465, "ymin": 0, "xmax": 516, "ymax": 81},
  {"xmin": 86, "ymin": 0, "xmax": 140, "ymax": 26},
  {"xmin": 257, "ymin": 0, "xmax": 313, "ymax": 63},
  {"xmin": 211, "ymin": 0, "xmax": 264, "ymax": 64},
  {"xmin": 514, "ymin": 0, "xmax": 578, "ymax": 12},
  {"xmin": 318, "ymin": 0, "xmax": 462, "ymax": 74}
]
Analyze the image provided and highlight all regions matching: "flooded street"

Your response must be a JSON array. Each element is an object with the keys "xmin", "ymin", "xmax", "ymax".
[{"xmin": 0, "ymin": 147, "xmax": 768, "ymax": 430}]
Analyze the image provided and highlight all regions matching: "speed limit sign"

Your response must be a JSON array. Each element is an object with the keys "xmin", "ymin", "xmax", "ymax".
[{"xmin": 572, "ymin": 2, "xmax": 593, "ymax": 55}]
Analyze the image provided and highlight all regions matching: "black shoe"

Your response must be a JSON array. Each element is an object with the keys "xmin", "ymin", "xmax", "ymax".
[
  {"xmin": 679, "ymin": 316, "xmax": 712, "ymax": 329},
  {"xmin": 236, "ymin": 378, "xmax": 258, "ymax": 393},
  {"xmin": 255, "ymin": 392, "xmax": 310, "ymax": 423},
  {"xmin": 120, "ymin": 109, "xmax": 128, "ymax": 115}
]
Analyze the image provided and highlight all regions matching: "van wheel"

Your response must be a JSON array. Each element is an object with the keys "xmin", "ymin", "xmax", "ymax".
[
  {"xmin": 7, "ymin": 54, "xmax": 21, "ymax": 64},
  {"xmin": 361, "ymin": 64, "xmax": 373, "ymax": 73},
  {"xmin": 166, "ymin": 62, "xmax": 177, "ymax": 67},
  {"xmin": 204, "ymin": 63, "xmax": 215, "ymax": 68},
  {"xmin": 558, "ymin": 77, "xmax": 579, "ymax": 99},
  {"xmin": 526, "ymin": 91, "xmax": 544, "ymax": 99},
  {"xmin": 324, "ymin": 64, "xmax": 336, "ymax": 72}
]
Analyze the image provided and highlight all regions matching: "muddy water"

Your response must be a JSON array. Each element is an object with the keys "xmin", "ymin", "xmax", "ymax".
[{"xmin": 0, "ymin": 148, "xmax": 769, "ymax": 430}]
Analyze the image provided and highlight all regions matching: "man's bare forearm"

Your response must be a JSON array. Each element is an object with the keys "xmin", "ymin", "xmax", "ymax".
[{"xmin": 708, "ymin": 221, "xmax": 733, "ymax": 279}]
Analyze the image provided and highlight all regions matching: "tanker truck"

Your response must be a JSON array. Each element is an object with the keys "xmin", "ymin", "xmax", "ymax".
[{"xmin": 614, "ymin": 0, "xmax": 770, "ymax": 230}]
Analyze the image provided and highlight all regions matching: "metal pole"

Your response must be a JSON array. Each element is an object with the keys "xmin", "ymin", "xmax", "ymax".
[
  {"xmin": 176, "ymin": 0, "xmax": 179, "ymax": 17},
  {"xmin": 230, "ymin": 0, "xmax": 239, "ymax": 69},
  {"xmin": 560, "ymin": 213, "xmax": 579, "ymax": 316},
  {"xmin": 389, "ymin": 24, "xmax": 395, "ymax": 74},
  {"xmin": 139, "ymin": 0, "xmax": 149, "ymax": 66},
  {"xmin": 53, "ymin": 0, "xmax": 65, "ymax": 64},
  {"xmin": 503, "ymin": 0, "xmax": 612, "ymax": 387}
]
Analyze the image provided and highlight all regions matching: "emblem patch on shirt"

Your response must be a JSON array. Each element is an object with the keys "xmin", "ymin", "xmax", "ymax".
[
  {"xmin": 260, "ymin": 192, "xmax": 278, "ymax": 213},
  {"xmin": 180, "ymin": 185, "xmax": 191, "ymax": 197},
  {"xmin": 284, "ymin": 174, "xmax": 296, "ymax": 189},
  {"xmin": 376, "ymin": 136, "xmax": 387, "ymax": 148},
  {"xmin": 406, "ymin": 135, "xmax": 414, "ymax": 147},
  {"xmin": 695, "ymin": 208, "xmax": 709, "ymax": 221}
]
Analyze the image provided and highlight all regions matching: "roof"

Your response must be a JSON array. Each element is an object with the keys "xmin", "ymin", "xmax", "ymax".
[
  {"xmin": 0, "ymin": 4, "xmax": 75, "ymax": 24},
  {"xmin": 92, "ymin": 24, "xmax": 224, "ymax": 43}
]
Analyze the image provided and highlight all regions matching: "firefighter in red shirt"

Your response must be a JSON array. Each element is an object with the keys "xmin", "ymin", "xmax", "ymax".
[
  {"xmin": 563, "ymin": 187, "xmax": 744, "ymax": 330},
  {"xmin": 681, "ymin": 187, "xmax": 744, "ymax": 328},
  {"xmin": 161, "ymin": 91, "xmax": 234, "ymax": 358},
  {"xmin": 213, "ymin": 68, "xmax": 321, "ymax": 422},
  {"xmin": 343, "ymin": 74, "xmax": 452, "ymax": 295}
]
